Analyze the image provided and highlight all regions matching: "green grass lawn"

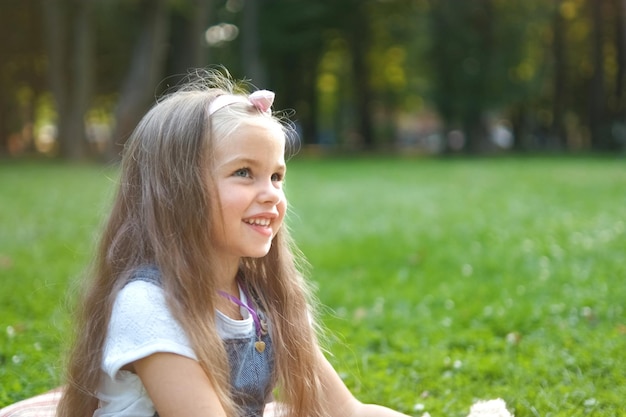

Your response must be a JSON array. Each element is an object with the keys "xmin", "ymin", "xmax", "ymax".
[{"xmin": 1, "ymin": 157, "xmax": 625, "ymax": 416}]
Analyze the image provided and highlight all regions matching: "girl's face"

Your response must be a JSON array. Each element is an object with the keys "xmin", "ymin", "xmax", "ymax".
[{"xmin": 211, "ymin": 121, "xmax": 287, "ymax": 264}]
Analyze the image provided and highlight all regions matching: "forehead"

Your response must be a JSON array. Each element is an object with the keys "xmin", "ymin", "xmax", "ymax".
[{"xmin": 213, "ymin": 120, "xmax": 286, "ymax": 162}]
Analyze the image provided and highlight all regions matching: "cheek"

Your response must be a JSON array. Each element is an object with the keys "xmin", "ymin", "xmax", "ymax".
[
  {"xmin": 216, "ymin": 184, "xmax": 242, "ymax": 212},
  {"xmin": 212, "ymin": 186, "xmax": 240, "ymax": 230},
  {"xmin": 276, "ymin": 197, "xmax": 288, "ymax": 224},
  {"xmin": 279, "ymin": 192, "xmax": 287, "ymax": 214}
]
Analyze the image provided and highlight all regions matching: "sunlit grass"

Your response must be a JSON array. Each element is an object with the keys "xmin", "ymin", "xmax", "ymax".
[
  {"xmin": 0, "ymin": 161, "xmax": 116, "ymax": 405},
  {"xmin": 1, "ymin": 157, "xmax": 625, "ymax": 416},
  {"xmin": 287, "ymin": 157, "xmax": 626, "ymax": 416}
]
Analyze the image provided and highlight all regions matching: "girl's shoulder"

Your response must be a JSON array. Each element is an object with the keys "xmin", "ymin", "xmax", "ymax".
[{"xmin": 113, "ymin": 265, "xmax": 167, "ymax": 318}]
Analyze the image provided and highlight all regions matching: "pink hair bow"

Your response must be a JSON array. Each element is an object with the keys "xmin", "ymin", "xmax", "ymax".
[
  {"xmin": 208, "ymin": 90, "xmax": 275, "ymax": 115},
  {"xmin": 248, "ymin": 90, "xmax": 275, "ymax": 114}
]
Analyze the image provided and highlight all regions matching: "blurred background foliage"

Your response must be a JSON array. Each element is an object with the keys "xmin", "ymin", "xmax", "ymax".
[{"xmin": 1, "ymin": 0, "xmax": 625, "ymax": 160}]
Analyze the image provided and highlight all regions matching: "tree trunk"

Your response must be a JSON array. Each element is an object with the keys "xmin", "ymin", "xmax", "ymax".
[
  {"xmin": 167, "ymin": 0, "xmax": 212, "ymax": 77},
  {"xmin": 66, "ymin": 0, "xmax": 95, "ymax": 160},
  {"xmin": 190, "ymin": 0, "xmax": 211, "ymax": 68},
  {"xmin": 41, "ymin": 0, "xmax": 69, "ymax": 157},
  {"xmin": 463, "ymin": 0, "xmax": 495, "ymax": 154},
  {"xmin": 589, "ymin": 0, "xmax": 608, "ymax": 150},
  {"xmin": 1, "ymin": 1, "xmax": 44, "ymax": 157},
  {"xmin": 107, "ymin": 0, "xmax": 170, "ymax": 161},
  {"xmin": 241, "ymin": 0, "xmax": 266, "ymax": 86},
  {"xmin": 551, "ymin": 0, "xmax": 567, "ymax": 149},
  {"xmin": 41, "ymin": 0, "xmax": 94, "ymax": 160},
  {"xmin": 348, "ymin": 2, "xmax": 374, "ymax": 149},
  {"xmin": 0, "ymin": 100, "xmax": 8, "ymax": 158},
  {"xmin": 616, "ymin": 0, "xmax": 626, "ymax": 113}
]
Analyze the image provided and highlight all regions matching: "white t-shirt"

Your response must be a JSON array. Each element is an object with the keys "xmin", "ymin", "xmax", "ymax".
[{"xmin": 94, "ymin": 280, "xmax": 255, "ymax": 417}]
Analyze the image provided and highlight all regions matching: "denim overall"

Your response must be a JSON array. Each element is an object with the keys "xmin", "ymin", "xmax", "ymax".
[{"xmin": 130, "ymin": 266, "xmax": 275, "ymax": 417}]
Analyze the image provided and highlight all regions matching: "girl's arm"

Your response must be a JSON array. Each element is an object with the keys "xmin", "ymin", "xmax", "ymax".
[
  {"xmin": 133, "ymin": 348, "xmax": 411, "ymax": 417},
  {"xmin": 133, "ymin": 352, "xmax": 227, "ymax": 417},
  {"xmin": 317, "ymin": 348, "xmax": 412, "ymax": 417}
]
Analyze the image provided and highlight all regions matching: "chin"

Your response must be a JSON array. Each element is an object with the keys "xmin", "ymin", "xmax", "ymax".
[{"xmin": 245, "ymin": 247, "xmax": 272, "ymax": 258}]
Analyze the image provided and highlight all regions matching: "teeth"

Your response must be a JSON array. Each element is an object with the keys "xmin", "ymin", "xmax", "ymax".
[{"xmin": 245, "ymin": 218, "xmax": 271, "ymax": 227}]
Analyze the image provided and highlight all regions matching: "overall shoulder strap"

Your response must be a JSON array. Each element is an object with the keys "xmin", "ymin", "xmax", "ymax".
[{"xmin": 128, "ymin": 265, "xmax": 162, "ymax": 286}]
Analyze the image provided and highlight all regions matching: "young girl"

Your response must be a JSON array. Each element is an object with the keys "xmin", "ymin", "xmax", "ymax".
[{"xmin": 56, "ymin": 70, "xmax": 412, "ymax": 417}]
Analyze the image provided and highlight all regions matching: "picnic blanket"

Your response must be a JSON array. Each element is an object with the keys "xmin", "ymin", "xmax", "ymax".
[
  {"xmin": 0, "ymin": 388, "xmax": 63, "ymax": 417},
  {"xmin": 0, "ymin": 388, "xmax": 279, "ymax": 417},
  {"xmin": 0, "ymin": 388, "xmax": 511, "ymax": 417}
]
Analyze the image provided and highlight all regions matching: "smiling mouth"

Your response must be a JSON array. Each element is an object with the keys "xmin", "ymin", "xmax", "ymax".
[{"xmin": 244, "ymin": 218, "xmax": 271, "ymax": 227}]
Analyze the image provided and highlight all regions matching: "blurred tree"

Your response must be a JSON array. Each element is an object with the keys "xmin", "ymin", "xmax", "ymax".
[
  {"xmin": 166, "ymin": 0, "xmax": 213, "ymax": 80},
  {"xmin": 343, "ymin": 0, "xmax": 375, "ymax": 149},
  {"xmin": 425, "ymin": 0, "xmax": 588, "ymax": 153},
  {"xmin": 618, "ymin": 0, "xmax": 626, "ymax": 100},
  {"xmin": 312, "ymin": 0, "xmax": 420, "ymax": 149},
  {"xmin": 262, "ymin": 0, "xmax": 330, "ymax": 144},
  {"xmin": 105, "ymin": 0, "xmax": 215, "ymax": 161},
  {"xmin": 504, "ymin": 1, "xmax": 554, "ymax": 152},
  {"xmin": 41, "ymin": 0, "xmax": 95, "ymax": 160},
  {"xmin": 608, "ymin": 0, "xmax": 626, "ymax": 147},
  {"xmin": 368, "ymin": 0, "xmax": 430, "ymax": 148},
  {"xmin": 550, "ymin": 0, "xmax": 568, "ymax": 149},
  {"xmin": 241, "ymin": 0, "xmax": 265, "ymax": 85},
  {"xmin": 0, "ymin": 0, "xmax": 45, "ymax": 157},
  {"xmin": 544, "ymin": 0, "xmax": 625, "ymax": 152},
  {"xmin": 262, "ymin": 0, "xmax": 422, "ymax": 148},
  {"xmin": 588, "ymin": 0, "xmax": 609, "ymax": 149},
  {"xmin": 4, "ymin": 0, "xmax": 626, "ymax": 158},
  {"xmin": 105, "ymin": 0, "xmax": 170, "ymax": 161},
  {"xmin": 618, "ymin": 0, "xmax": 626, "ymax": 131},
  {"xmin": 427, "ymin": 0, "xmax": 534, "ymax": 153}
]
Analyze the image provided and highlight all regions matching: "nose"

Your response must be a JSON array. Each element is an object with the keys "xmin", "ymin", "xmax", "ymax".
[{"xmin": 257, "ymin": 178, "xmax": 283, "ymax": 205}]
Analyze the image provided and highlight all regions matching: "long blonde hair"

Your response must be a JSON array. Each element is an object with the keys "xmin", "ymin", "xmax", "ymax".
[{"xmin": 57, "ymin": 70, "xmax": 327, "ymax": 417}]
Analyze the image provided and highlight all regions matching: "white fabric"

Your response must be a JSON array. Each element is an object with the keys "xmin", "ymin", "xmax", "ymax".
[
  {"xmin": 208, "ymin": 95, "xmax": 250, "ymax": 115},
  {"xmin": 208, "ymin": 90, "xmax": 274, "ymax": 116},
  {"xmin": 95, "ymin": 280, "xmax": 255, "ymax": 417}
]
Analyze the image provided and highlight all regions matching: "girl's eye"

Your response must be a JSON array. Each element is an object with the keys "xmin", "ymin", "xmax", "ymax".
[
  {"xmin": 234, "ymin": 168, "xmax": 250, "ymax": 178},
  {"xmin": 271, "ymin": 172, "xmax": 284, "ymax": 182}
]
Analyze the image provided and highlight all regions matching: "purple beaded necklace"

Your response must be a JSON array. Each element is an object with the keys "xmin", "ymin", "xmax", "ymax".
[{"xmin": 218, "ymin": 282, "xmax": 268, "ymax": 353}]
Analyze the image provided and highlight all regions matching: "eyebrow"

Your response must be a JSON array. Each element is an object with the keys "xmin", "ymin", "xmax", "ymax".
[{"xmin": 222, "ymin": 156, "xmax": 286, "ymax": 170}]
